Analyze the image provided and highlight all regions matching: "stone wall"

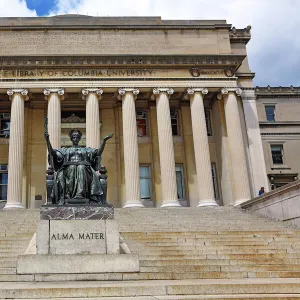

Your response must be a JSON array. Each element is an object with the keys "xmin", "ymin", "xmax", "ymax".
[
  {"xmin": 240, "ymin": 180, "xmax": 300, "ymax": 226},
  {"xmin": 0, "ymin": 29, "xmax": 231, "ymax": 56}
]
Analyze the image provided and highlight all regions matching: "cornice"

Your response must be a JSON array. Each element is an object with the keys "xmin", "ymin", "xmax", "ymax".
[
  {"xmin": 261, "ymin": 132, "xmax": 300, "ymax": 136},
  {"xmin": 229, "ymin": 26, "xmax": 251, "ymax": 44},
  {"xmin": 255, "ymin": 86, "xmax": 300, "ymax": 96},
  {"xmin": 0, "ymin": 55, "xmax": 246, "ymax": 69},
  {"xmin": 236, "ymin": 72, "xmax": 255, "ymax": 79},
  {"xmin": 0, "ymin": 16, "xmax": 230, "ymax": 31},
  {"xmin": 259, "ymin": 121, "xmax": 300, "ymax": 126}
]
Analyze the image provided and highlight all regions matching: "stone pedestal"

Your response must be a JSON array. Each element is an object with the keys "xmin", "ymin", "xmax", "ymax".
[
  {"xmin": 37, "ymin": 205, "xmax": 118, "ymax": 255},
  {"xmin": 17, "ymin": 205, "xmax": 139, "ymax": 275}
]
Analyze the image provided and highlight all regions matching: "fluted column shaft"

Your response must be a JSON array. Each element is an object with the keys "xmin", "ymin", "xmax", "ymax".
[
  {"xmin": 222, "ymin": 88, "xmax": 251, "ymax": 205},
  {"xmin": 44, "ymin": 89, "xmax": 64, "ymax": 149},
  {"xmin": 82, "ymin": 88, "xmax": 102, "ymax": 148},
  {"xmin": 4, "ymin": 89, "xmax": 28, "ymax": 209},
  {"xmin": 119, "ymin": 88, "xmax": 144, "ymax": 208},
  {"xmin": 187, "ymin": 88, "xmax": 218, "ymax": 207},
  {"xmin": 153, "ymin": 88, "xmax": 181, "ymax": 207}
]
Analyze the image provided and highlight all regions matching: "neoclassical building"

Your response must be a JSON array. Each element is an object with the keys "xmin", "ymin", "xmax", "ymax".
[
  {"xmin": 255, "ymin": 86, "xmax": 300, "ymax": 189},
  {"xmin": 0, "ymin": 15, "xmax": 269, "ymax": 209}
]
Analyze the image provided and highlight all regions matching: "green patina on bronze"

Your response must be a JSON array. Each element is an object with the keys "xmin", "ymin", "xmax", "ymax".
[{"xmin": 44, "ymin": 118, "xmax": 112, "ymax": 205}]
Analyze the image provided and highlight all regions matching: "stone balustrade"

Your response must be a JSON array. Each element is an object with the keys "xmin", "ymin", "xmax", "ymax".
[{"xmin": 239, "ymin": 180, "xmax": 300, "ymax": 227}]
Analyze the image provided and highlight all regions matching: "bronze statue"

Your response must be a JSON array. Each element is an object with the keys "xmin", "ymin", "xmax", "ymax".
[{"xmin": 44, "ymin": 121, "xmax": 113, "ymax": 205}]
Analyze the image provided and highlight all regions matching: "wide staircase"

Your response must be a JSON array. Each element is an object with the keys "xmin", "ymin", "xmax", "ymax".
[{"xmin": 1, "ymin": 207, "xmax": 300, "ymax": 299}]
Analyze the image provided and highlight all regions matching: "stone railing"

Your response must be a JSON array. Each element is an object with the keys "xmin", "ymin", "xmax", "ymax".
[{"xmin": 239, "ymin": 180, "xmax": 300, "ymax": 227}]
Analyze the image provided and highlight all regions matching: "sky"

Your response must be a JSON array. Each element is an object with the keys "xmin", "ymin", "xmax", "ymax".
[{"xmin": 0, "ymin": 0, "xmax": 299, "ymax": 87}]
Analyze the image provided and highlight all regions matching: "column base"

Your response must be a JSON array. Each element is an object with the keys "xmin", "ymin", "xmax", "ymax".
[
  {"xmin": 4, "ymin": 202, "xmax": 24, "ymax": 210},
  {"xmin": 123, "ymin": 202, "xmax": 145, "ymax": 208},
  {"xmin": 198, "ymin": 201, "xmax": 219, "ymax": 207},
  {"xmin": 161, "ymin": 202, "xmax": 182, "ymax": 208}
]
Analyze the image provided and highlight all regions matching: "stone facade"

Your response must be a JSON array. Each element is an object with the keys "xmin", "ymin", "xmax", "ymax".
[
  {"xmin": 0, "ymin": 15, "xmax": 267, "ymax": 208},
  {"xmin": 255, "ymin": 86, "xmax": 300, "ymax": 190}
]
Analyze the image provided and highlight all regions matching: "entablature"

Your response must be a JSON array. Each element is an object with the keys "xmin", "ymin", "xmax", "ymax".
[
  {"xmin": 256, "ymin": 86, "xmax": 300, "ymax": 98},
  {"xmin": 0, "ymin": 55, "xmax": 245, "ymax": 69}
]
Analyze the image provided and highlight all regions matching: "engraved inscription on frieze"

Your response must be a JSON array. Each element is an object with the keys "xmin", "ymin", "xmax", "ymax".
[{"xmin": 0, "ymin": 68, "xmax": 227, "ymax": 79}]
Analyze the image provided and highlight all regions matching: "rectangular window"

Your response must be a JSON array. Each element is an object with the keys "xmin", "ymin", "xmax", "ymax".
[
  {"xmin": 271, "ymin": 145, "xmax": 284, "ymax": 164},
  {"xmin": 139, "ymin": 165, "xmax": 151, "ymax": 200},
  {"xmin": 0, "ymin": 165, "xmax": 8, "ymax": 200},
  {"xmin": 0, "ymin": 113, "xmax": 10, "ymax": 138},
  {"xmin": 205, "ymin": 109, "xmax": 213, "ymax": 136},
  {"xmin": 175, "ymin": 164, "xmax": 185, "ymax": 200},
  {"xmin": 171, "ymin": 110, "xmax": 180, "ymax": 136},
  {"xmin": 136, "ymin": 110, "xmax": 148, "ymax": 137},
  {"xmin": 211, "ymin": 163, "xmax": 219, "ymax": 200},
  {"xmin": 265, "ymin": 105, "xmax": 275, "ymax": 122}
]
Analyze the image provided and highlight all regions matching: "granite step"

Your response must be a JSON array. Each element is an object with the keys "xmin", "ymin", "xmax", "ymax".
[
  {"xmin": 2, "ymin": 278, "xmax": 300, "ymax": 298},
  {"xmin": 8, "ymin": 295, "xmax": 300, "ymax": 300},
  {"xmin": 140, "ymin": 265, "xmax": 300, "ymax": 272}
]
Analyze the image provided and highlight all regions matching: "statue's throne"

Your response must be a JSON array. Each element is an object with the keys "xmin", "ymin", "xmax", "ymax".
[{"xmin": 45, "ymin": 157, "xmax": 108, "ymax": 205}]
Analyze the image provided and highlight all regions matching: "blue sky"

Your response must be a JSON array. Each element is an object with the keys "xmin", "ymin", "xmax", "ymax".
[
  {"xmin": 26, "ymin": 0, "xmax": 54, "ymax": 15},
  {"xmin": 0, "ymin": 0, "xmax": 299, "ymax": 87}
]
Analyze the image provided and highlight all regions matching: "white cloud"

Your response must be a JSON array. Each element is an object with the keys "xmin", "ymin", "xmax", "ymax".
[{"xmin": 0, "ymin": 0, "xmax": 36, "ymax": 17}]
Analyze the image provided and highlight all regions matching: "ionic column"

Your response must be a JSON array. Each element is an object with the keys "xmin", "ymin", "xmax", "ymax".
[
  {"xmin": 221, "ymin": 88, "xmax": 251, "ymax": 205},
  {"xmin": 187, "ymin": 88, "xmax": 218, "ymax": 207},
  {"xmin": 152, "ymin": 88, "xmax": 181, "ymax": 207},
  {"xmin": 44, "ymin": 88, "xmax": 64, "ymax": 149},
  {"xmin": 82, "ymin": 88, "xmax": 103, "ymax": 148},
  {"xmin": 118, "ymin": 88, "xmax": 144, "ymax": 208},
  {"xmin": 4, "ymin": 89, "xmax": 28, "ymax": 209}
]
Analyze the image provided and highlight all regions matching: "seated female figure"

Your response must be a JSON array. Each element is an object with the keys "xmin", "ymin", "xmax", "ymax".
[{"xmin": 45, "ymin": 129, "xmax": 112, "ymax": 205}]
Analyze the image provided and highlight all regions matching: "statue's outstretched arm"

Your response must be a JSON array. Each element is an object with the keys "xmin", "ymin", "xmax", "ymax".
[
  {"xmin": 98, "ymin": 133, "xmax": 113, "ymax": 156},
  {"xmin": 44, "ymin": 132, "xmax": 55, "ymax": 155}
]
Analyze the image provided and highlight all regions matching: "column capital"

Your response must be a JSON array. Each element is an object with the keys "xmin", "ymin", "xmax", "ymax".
[
  {"xmin": 221, "ymin": 87, "xmax": 243, "ymax": 96},
  {"xmin": 44, "ymin": 88, "xmax": 65, "ymax": 101},
  {"xmin": 7, "ymin": 89, "xmax": 29, "ymax": 101},
  {"xmin": 186, "ymin": 88, "xmax": 208, "ymax": 97},
  {"xmin": 82, "ymin": 88, "xmax": 103, "ymax": 100},
  {"xmin": 152, "ymin": 88, "xmax": 174, "ymax": 98},
  {"xmin": 117, "ymin": 88, "xmax": 139, "ymax": 100}
]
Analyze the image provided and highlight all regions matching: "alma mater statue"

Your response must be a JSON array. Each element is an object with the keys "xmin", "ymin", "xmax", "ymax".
[{"xmin": 44, "ymin": 127, "xmax": 113, "ymax": 205}]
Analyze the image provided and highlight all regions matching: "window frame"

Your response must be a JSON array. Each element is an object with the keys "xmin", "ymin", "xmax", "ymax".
[
  {"xmin": 0, "ymin": 113, "xmax": 11, "ymax": 138},
  {"xmin": 270, "ymin": 144, "xmax": 284, "ymax": 165},
  {"xmin": 0, "ymin": 164, "xmax": 8, "ymax": 201},
  {"xmin": 264, "ymin": 105, "xmax": 276, "ymax": 122},
  {"xmin": 205, "ymin": 109, "xmax": 213, "ymax": 136},
  {"xmin": 211, "ymin": 163, "xmax": 219, "ymax": 200},
  {"xmin": 170, "ymin": 109, "xmax": 180, "ymax": 136},
  {"xmin": 136, "ymin": 110, "xmax": 149, "ymax": 137},
  {"xmin": 139, "ymin": 164, "xmax": 152, "ymax": 200},
  {"xmin": 175, "ymin": 164, "xmax": 185, "ymax": 200}
]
